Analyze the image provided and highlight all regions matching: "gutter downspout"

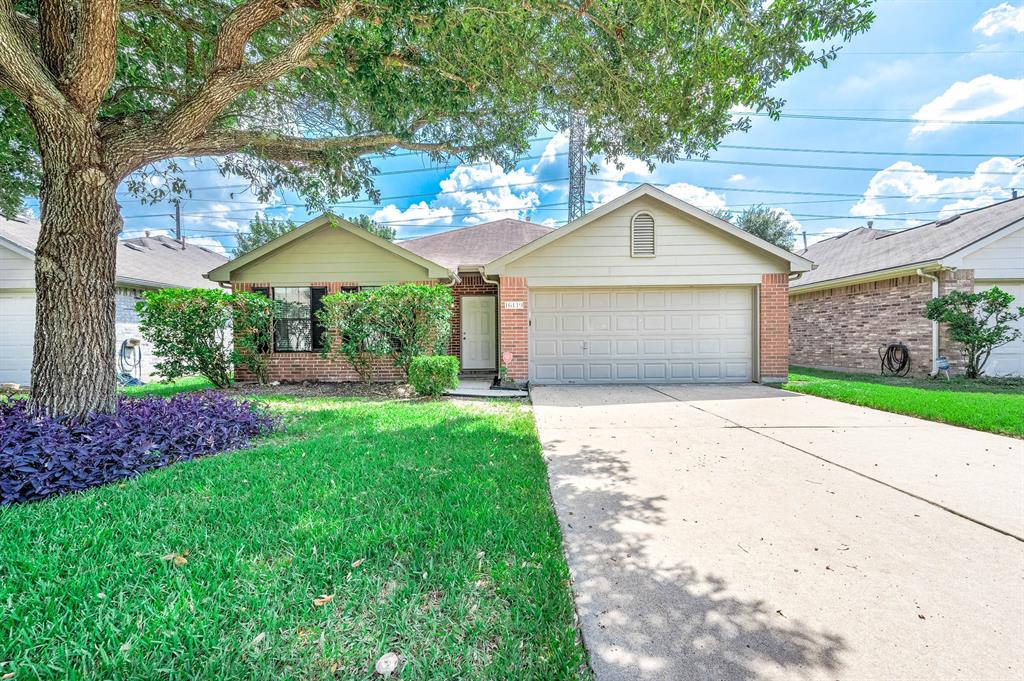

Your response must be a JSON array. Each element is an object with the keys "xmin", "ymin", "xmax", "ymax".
[
  {"xmin": 478, "ymin": 267, "xmax": 500, "ymax": 287},
  {"xmin": 917, "ymin": 268, "xmax": 940, "ymax": 377}
]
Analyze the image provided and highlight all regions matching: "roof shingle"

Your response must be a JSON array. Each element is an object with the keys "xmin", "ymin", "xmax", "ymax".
[
  {"xmin": 0, "ymin": 216, "xmax": 227, "ymax": 289},
  {"xmin": 794, "ymin": 196, "xmax": 1024, "ymax": 289},
  {"xmin": 400, "ymin": 218, "xmax": 553, "ymax": 270}
]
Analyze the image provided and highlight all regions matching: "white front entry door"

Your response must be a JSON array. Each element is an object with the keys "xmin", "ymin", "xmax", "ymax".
[
  {"xmin": 461, "ymin": 296, "xmax": 497, "ymax": 370},
  {"xmin": 978, "ymin": 281, "xmax": 1024, "ymax": 377},
  {"xmin": 530, "ymin": 286, "xmax": 753, "ymax": 384}
]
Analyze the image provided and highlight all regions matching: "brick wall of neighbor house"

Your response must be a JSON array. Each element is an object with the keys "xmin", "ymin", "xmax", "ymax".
[
  {"xmin": 759, "ymin": 273, "xmax": 790, "ymax": 382},
  {"xmin": 498, "ymin": 276, "xmax": 529, "ymax": 381},
  {"xmin": 789, "ymin": 269, "xmax": 974, "ymax": 376},
  {"xmin": 114, "ymin": 286, "xmax": 159, "ymax": 381},
  {"xmin": 447, "ymin": 273, "xmax": 498, "ymax": 362}
]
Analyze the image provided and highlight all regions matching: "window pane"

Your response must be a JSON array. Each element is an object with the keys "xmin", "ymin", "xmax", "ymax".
[{"xmin": 273, "ymin": 288, "xmax": 312, "ymax": 351}]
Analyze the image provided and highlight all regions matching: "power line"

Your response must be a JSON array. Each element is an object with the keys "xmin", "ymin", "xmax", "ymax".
[{"xmin": 736, "ymin": 111, "xmax": 1024, "ymax": 125}]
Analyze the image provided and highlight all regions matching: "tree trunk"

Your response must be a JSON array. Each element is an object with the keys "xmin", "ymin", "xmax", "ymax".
[{"xmin": 29, "ymin": 122, "xmax": 121, "ymax": 418}]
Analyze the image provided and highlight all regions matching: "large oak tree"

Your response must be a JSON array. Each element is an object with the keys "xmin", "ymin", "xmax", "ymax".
[{"xmin": 0, "ymin": 0, "xmax": 873, "ymax": 417}]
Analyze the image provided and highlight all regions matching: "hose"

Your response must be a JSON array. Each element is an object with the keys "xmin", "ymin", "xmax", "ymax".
[
  {"xmin": 117, "ymin": 339, "xmax": 145, "ymax": 386},
  {"xmin": 878, "ymin": 342, "xmax": 911, "ymax": 377}
]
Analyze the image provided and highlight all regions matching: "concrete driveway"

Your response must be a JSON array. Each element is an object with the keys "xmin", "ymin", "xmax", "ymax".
[{"xmin": 532, "ymin": 384, "xmax": 1024, "ymax": 681}]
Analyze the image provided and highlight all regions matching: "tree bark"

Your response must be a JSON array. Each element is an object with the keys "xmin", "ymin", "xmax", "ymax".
[{"xmin": 30, "ymin": 120, "xmax": 121, "ymax": 418}]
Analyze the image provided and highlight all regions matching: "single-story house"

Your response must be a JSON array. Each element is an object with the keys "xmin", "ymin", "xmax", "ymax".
[
  {"xmin": 206, "ymin": 184, "xmax": 812, "ymax": 385},
  {"xmin": 790, "ymin": 196, "xmax": 1024, "ymax": 377},
  {"xmin": 0, "ymin": 217, "xmax": 228, "ymax": 386}
]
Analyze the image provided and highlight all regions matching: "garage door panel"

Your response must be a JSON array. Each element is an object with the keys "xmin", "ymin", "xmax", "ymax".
[
  {"xmin": 530, "ymin": 286, "xmax": 752, "ymax": 384},
  {"xmin": 0, "ymin": 293, "xmax": 35, "ymax": 385}
]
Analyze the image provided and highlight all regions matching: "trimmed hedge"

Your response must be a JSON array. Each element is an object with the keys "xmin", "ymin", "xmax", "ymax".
[
  {"xmin": 0, "ymin": 392, "xmax": 279, "ymax": 504},
  {"xmin": 408, "ymin": 355, "xmax": 460, "ymax": 396}
]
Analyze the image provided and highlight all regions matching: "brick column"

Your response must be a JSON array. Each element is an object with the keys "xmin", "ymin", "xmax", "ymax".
[
  {"xmin": 498, "ymin": 276, "xmax": 529, "ymax": 382},
  {"xmin": 759, "ymin": 273, "xmax": 790, "ymax": 383}
]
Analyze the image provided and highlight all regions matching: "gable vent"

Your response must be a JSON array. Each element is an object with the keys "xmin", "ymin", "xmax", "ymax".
[{"xmin": 631, "ymin": 212, "xmax": 655, "ymax": 257}]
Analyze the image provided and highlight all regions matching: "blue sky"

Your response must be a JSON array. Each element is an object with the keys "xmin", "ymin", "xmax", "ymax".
[{"xmin": 104, "ymin": 1, "xmax": 1024, "ymax": 255}]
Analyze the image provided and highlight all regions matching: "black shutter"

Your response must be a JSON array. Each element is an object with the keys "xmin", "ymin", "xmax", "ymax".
[
  {"xmin": 252, "ymin": 287, "xmax": 272, "ymax": 352},
  {"xmin": 310, "ymin": 287, "xmax": 328, "ymax": 351}
]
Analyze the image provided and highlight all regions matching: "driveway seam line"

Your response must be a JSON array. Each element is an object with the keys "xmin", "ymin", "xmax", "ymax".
[{"xmin": 645, "ymin": 386, "xmax": 1024, "ymax": 543}]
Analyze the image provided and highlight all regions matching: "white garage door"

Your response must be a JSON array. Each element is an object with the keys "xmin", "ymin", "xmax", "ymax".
[
  {"xmin": 0, "ymin": 292, "xmax": 35, "ymax": 386},
  {"xmin": 530, "ymin": 287, "xmax": 753, "ymax": 384},
  {"xmin": 978, "ymin": 281, "xmax": 1024, "ymax": 377}
]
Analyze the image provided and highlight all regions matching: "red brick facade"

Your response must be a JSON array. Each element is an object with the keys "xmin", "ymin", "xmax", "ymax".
[
  {"xmin": 789, "ymin": 269, "xmax": 974, "ymax": 376},
  {"xmin": 235, "ymin": 273, "xmax": 802, "ymax": 385},
  {"xmin": 447, "ymin": 273, "xmax": 498, "ymax": 363},
  {"xmin": 498, "ymin": 276, "xmax": 530, "ymax": 381},
  {"xmin": 759, "ymin": 273, "xmax": 790, "ymax": 382}
]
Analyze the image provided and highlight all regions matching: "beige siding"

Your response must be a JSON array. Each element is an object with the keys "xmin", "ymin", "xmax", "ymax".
[
  {"xmin": 962, "ymin": 225, "xmax": 1024, "ymax": 280},
  {"xmin": 232, "ymin": 226, "xmax": 430, "ymax": 285},
  {"xmin": 504, "ymin": 196, "xmax": 788, "ymax": 286},
  {"xmin": 0, "ymin": 244, "xmax": 34, "ymax": 289}
]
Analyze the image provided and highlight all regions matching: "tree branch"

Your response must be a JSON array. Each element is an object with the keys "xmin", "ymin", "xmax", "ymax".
[
  {"xmin": 0, "ymin": 0, "xmax": 67, "ymax": 110},
  {"xmin": 175, "ymin": 129, "xmax": 470, "ymax": 163},
  {"xmin": 123, "ymin": 0, "xmax": 214, "ymax": 37},
  {"xmin": 61, "ymin": 0, "xmax": 121, "ymax": 112},
  {"xmin": 109, "ymin": 0, "xmax": 356, "ymax": 173},
  {"xmin": 38, "ymin": 0, "xmax": 74, "ymax": 76}
]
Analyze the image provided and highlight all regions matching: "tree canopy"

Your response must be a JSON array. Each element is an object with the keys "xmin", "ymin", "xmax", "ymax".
[
  {"xmin": 1, "ymin": 0, "xmax": 875, "ymax": 215},
  {"xmin": 714, "ymin": 204, "xmax": 798, "ymax": 251}
]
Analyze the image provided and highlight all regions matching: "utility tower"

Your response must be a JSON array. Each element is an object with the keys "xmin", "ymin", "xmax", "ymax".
[{"xmin": 567, "ymin": 112, "xmax": 586, "ymax": 221}]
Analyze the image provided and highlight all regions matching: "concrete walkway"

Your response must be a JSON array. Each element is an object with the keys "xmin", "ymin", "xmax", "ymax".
[{"xmin": 532, "ymin": 384, "xmax": 1024, "ymax": 681}]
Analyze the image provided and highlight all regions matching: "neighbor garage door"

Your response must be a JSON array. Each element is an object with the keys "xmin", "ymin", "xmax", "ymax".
[
  {"xmin": 0, "ymin": 292, "xmax": 35, "ymax": 386},
  {"xmin": 530, "ymin": 287, "xmax": 753, "ymax": 384}
]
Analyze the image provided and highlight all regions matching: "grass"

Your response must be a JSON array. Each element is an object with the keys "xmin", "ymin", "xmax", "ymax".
[
  {"xmin": 120, "ymin": 376, "xmax": 215, "ymax": 397},
  {"xmin": 0, "ymin": 390, "xmax": 589, "ymax": 680},
  {"xmin": 784, "ymin": 366, "xmax": 1024, "ymax": 437}
]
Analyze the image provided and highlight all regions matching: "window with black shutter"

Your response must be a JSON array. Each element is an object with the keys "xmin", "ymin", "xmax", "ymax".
[{"xmin": 310, "ymin": 287, "xmax": 327, "ymax": 351}]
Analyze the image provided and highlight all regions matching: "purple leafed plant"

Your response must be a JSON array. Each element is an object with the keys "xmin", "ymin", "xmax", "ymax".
[{"xmin": 0, "ymin": 392, "xmax": 279, "ymax": 505}]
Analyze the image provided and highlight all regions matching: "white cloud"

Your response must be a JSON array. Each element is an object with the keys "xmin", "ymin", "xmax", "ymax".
[
  {"xmin": 663, "ymin": 182, "xmax": 729, "ymax": 213},
  {"xmin": 532, "ymin": 131, "xmax": 570, "ymax": 170},
  {"xmin": 598, "ymin": 156, "xmax": 653, "ymax": 183},
  {"xmin": 974, "ymin": 3, "xmax": 1024, "ymax": 36},
  {"xmin": 371, "ymin": 162, "xmax": 544, "ymax": 236},
  {"xmin": 911, "ymin": 75, "xmax": 1024, "ymax": 135},
  {"xmin": 851, "ymin": 156, "xmax": 1024, "ymax": 218},
  {"xmin": 371, "ymin": 201, "xmax": 454, "ymax": 227},
  {"xmin": 728, "ymin": 174, "xmax": 746, "ymax": 183}
]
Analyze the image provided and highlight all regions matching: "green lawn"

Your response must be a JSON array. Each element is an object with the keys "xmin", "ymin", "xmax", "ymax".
[
  {"xmin": 784, "ymin": 366, "xmax": 1024, "ymax": 437},
  {"xmin": 0, "ymin": 389, "xmax": 589, "ymax": 679}
]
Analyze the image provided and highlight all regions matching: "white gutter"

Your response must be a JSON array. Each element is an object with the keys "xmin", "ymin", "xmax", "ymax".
[{"xmin": 917, "ymin": 268, "xmax": 941, "ymax": 377}]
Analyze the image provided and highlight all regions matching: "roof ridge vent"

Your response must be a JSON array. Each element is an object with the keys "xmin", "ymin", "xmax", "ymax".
[
  {"xmin": 935, "ymin": 214, "xmax": 960, "ymax": 226},
  {"xmin": 124, "ymin": 243, "xmax": 146, "ymax": 252}
]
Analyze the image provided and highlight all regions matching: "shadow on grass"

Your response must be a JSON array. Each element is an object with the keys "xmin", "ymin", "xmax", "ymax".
[
  {"xmin": 789, "ymin": 366, "xmax": 1024, "ymax": 395},
  {"xmin": 544, "ymin": 440, "xmax": 847, "ymax": 680}
]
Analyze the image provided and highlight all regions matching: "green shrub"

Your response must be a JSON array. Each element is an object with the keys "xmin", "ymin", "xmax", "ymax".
[
  {"xmin": 137, "ymin": 288, "xmax": 277, "ymax": 386},
  {"xmin": 318, "ymin": 284, "xmax": 453, "ymax": 381},
  {"xmin": 924, "ymin": 287, "xmax": 1023, "ymax": 378},
  {"xmin": 408, "ymin": 356, "xmax": 460, "ymax": 396},
  {"xmin": 230, "ymin": 292, "xmax": 278, "ymax": 383}
]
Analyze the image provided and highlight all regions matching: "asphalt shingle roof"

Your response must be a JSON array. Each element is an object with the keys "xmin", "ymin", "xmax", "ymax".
[
  {"xmin": 0, "ymin": 216, "xmax": 227, "ymax": 289},
  {"xmin": 400, "ymin": 218, "xmax": 553, "ymax": 270},
  {"xmin": 794, "ymin": 196, "xmax": 1024, "ymax": 289}
]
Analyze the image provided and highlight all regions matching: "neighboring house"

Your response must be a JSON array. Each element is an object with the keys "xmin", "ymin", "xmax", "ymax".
[
  {"xmin": 790, "ymin": 196, "xmax": 1024, "ymax": 377},
  {"xmin": 206, "ymin": 184, "xmax": 811, "ymax": 385},
  {"xmin": 0, "ymin": 217, "xmax": 228, "ymax": 386}
]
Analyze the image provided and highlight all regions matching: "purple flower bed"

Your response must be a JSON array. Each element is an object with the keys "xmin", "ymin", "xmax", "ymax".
[{"xmin": 0, "ymin": 392, "xmax": 279, "ymax": 505}]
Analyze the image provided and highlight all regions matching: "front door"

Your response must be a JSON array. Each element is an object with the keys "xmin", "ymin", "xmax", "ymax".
[{"xmin": 461, "ymin": 296, "xmax": 497, "ymax": 370}]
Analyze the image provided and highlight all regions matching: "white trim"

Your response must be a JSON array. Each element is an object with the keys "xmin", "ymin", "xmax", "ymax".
[
  {"xmin": 789, "ymin": 262, "xmax": 943, "ymax": 295},
  {"xmin": 484, "ymin": 184, "xmax": 813, "ymax": 274},
  {"xmin": 206, "ymin": 213, "xmax": 453, "ymax": 282},
  {"xmin": 0, "ymin": 234, "xmax": 35, "ymax": 261}
]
